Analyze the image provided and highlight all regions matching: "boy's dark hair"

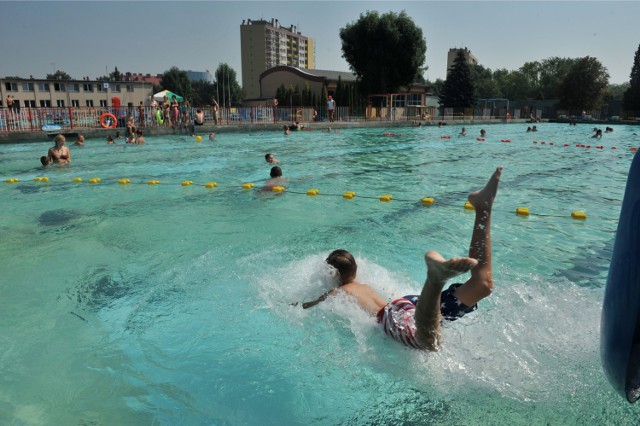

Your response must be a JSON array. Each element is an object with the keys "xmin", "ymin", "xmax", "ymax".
[
  {"xmin": 326, "ymin": 249, "xmax": 357, "ymax": 284},
  {"xmin": 40, "ymin": 156, "xmax": 50, "ymax": 166},
  {"xmin": 270, "ymin": 166, "xmax": 282, "ymax": 178},
  {"xmin": 265, "ymin": 153, "xmax": 272, "ymax": 160}
]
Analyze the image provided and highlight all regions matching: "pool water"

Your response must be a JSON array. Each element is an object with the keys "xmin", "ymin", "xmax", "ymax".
[{"xmin": 1, "ymin": 123, "xmax": 639, "ymax": 424}]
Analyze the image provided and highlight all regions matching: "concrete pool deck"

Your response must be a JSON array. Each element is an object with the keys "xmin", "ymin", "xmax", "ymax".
[{"xmin": 0, "ymin": 118, "xmax": 530, "ymax": 144}]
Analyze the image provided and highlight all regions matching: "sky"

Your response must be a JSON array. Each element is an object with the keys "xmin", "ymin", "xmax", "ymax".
[{"xmin": 0, "ymin": 1, "xmax": 638, "ymax": 85}]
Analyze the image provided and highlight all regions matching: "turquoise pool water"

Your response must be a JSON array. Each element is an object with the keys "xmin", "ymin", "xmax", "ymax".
[{"xmin": 1, "ymin": 123, "xmax": 639, "ymax": 424}]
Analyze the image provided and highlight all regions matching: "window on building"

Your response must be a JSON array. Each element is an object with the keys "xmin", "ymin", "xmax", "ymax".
[
  {"xmin": 22, "ymin": 82, "xmax": 35, "ymax": 92},
  {"xmin": 56, "ymin": 100, "xmax": 65, "ymax": 107},
  {"xmin": 97, "ymin": 84, "xmax": 105, "ymax": 92},
  {"xmin": 83, "ymin": 83, "xmax": 93, "ymax": 92},
  {"xmin": 40, "ymin": 100, "xmax": 51, "ymax": 107},
  {"xmin": 5, "ymin": 82, "xmax": 18, "ymax": 91},
  {"xmin": 24, "ymin": 100, "xmax": 36, "ymax": 108},
  {"xmin": 53, "ymin": 83, "xmax": 66, "ymax": 92},
  {"xmin": 112, "ymin": 84, "xmax": 121, "ymax": 93},
  {"xmin": 99, "ymin": 100, "xmax": 107, "ymax": 107},
  {"xmin": 86, "ymin": 99, "xmax": 94, "ymax": 107},
  {"xmin": 38, "ymin": 83, "xmax": 50, "ymax": 92},
  {"xmin": 71, "ymin": 100, "xmax": 80, "ymax": 107},
  {"xmin": 68, "ymin": 83, "xmax": 79, "ymax": 92}
]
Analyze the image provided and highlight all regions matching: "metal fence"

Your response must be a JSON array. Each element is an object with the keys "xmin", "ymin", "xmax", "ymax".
[
  {"xmin": 6, "ymin": 104, "xmax": 610, "ymax": 133},
  {"xmin": 0, "ymin": 105, "xmax": 369, "ymax": 132}
]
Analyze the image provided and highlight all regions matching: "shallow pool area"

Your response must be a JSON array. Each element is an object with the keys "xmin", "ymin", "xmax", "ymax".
[{"xmin": 1, "ymin": 123, "xmax": 639, "ymax": 424}]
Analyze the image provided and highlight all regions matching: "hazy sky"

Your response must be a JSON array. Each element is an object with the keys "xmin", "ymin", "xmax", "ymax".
[{"xmin": 1, "ymin": 1, "xmax": 638, "ymax": 85}]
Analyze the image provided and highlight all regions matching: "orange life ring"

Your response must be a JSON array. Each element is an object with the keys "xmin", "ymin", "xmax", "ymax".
[{"xmin": 100, "ymin": 113, "xmax": 117, "ymax": 129}]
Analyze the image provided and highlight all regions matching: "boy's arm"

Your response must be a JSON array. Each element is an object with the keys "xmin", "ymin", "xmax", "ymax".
[{"xmin": 292, "ymin": 289, "xmax": 337, "ymax": 309}]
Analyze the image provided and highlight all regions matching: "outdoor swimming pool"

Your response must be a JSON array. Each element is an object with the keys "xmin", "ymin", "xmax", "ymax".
[{"xmin": 1, "ymin": 123, "xmax": 639, "ymax": 424}]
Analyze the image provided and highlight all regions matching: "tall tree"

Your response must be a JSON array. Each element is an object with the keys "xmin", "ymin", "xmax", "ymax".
[
  {"xmin": 471, "ymin": 65, "xmax": 501, "ymax": 99},
  {"xmin": 161, "ymin": 67, "xmax": 192, "ymax": 100},
  {"xmin": 537, "ymin": 57, "xmax": 578, "ymax": 100},
  {"xmin": 46, "ymin": 70, "xmax": 72, "ymax": 80},
  {"xmin": 340, "ymin": 11, "xmax": 427, "ymax": 96},
  {"xmin": 213, "ymin": 63, "xmax": 242, "ymax": 107},
  {"xmin": 623, "ymin": 43, "xmax": 640, "ymax": 111},
  {"xmin": 558, "ymin": 56, "xmax": 609, "ymax": 112},
  {"xmin": 275, "ymin": 84, "xmax": 287, "ymax": 107},
  {"xmin": 501, "ymin": 70, "xmax": 530, "ymax": 100},
  {"xmin": 439, "ymin": 50, "xmax": 476, "ymax": 109},
  {"xmin": 191, "ymin": 80, "xmax": 216, "ymax": 107}
]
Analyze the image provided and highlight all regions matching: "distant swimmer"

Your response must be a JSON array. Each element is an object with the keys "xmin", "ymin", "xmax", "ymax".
[
  {"xmin": 74, "ymin": 135, "xmax": 85, "ymax": 146},
  {"xmin": 480, "ymin": 129, "xmax": 487, "ymax": 137},
  {"xmin": 265, "ymin": 153, "xmax": 279, "ymax": 164},
  {"xmin": 295, "ymin": 167, "xmax": 503, "ymax": 351},
  {"xmin": 460, "ymin": 127, "xmax": 467, "ymax": 136}
]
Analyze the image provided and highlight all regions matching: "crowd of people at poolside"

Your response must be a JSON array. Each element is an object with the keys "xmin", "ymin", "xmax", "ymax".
[{"xmin": 148, "ymin": 94, "xmax": 213, "ymax": 132}]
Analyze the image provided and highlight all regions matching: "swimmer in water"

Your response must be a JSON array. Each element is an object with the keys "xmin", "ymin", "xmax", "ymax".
[
  {"xmin": 265, "ymin": 153, "xmax": 279, "ymax": 164},
  {"xmin": 296, "ymin": 167, "xmax": 503, "ymax": 351},
  {"xmin": 48, "ymin": 134, "xmax": 71, "ymax": 164},
  {"xmin": 263, "ymin": 166, "xmax": 287, "ymax": 191}
]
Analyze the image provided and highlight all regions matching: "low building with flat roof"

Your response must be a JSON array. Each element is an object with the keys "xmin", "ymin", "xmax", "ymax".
[{"xmin": 1, "ymin": 77, "xmax": 154, "ymax": 109}]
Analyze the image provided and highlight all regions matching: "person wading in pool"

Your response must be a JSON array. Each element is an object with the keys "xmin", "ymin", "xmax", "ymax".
[{"xmin": 296, "ymin": 167, "xmax": 502, "ymax": 351}]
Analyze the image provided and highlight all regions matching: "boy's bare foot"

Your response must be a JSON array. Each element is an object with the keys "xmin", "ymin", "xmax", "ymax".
[
  {"xmin": 425, "ymin": 250, "xmax": 478, "ymax": 286},
  {"xmin": 468, "ymin": 166, "xmax": 503, "ymax": 210}
]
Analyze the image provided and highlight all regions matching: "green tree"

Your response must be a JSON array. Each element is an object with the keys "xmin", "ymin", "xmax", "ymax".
[
  {"xmin": 537, "ymin": 57, "xmax": 578, "ymax": 100},
  {"xmin": 46, "ymin": 70, "xmax": 72, "ymax": 80},
  {"xmin": 302, "ymin": 82, "xmax": 312, "ymax": 106},
  {"xmin": 191, "ymin": 80, "xmax": 216, "ymax": 107},
  {"xmin": 275, "ymin": 84, "xmax": 287, "ymax": 107},
  {"xmin": 426, "ymin": 78, "xmax": 445, "ymax": 97},
  {"xmin": 501, "ymin": 70, "xmax": 530, "ymax": 100},
  {"xmin": 213, "ymin": 63, "xmax": 242, "ymax": 106},
  {"xmin": 471, "ymin": 65, "xmax": 501, "ymax": 99},
  {"xmin": 605, "ymin": 83, "xmax": 630, "ymax": 101},
  {"xmin": 439, "ymin": 50, "xmax": 476, "ymax": 109},
  {"xmin": 558, "ymin": 56, "xmax": 609, "ymax": 112},
  {"xmin": 161, "ymin": 67, "xmax": 192, "ymax": 100},
  {"xmin": 340, "ymin": 10, "xmax": 427, "ymax": 96},
  {"xmin": 623, "ymin": 43, "xmax": 640, "ymax": 111}
]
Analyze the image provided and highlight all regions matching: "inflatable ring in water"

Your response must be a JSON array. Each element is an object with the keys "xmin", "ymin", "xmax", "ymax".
[{"xmin": 100, "ymin": 113, "xmax": 117, "ymax": 129}]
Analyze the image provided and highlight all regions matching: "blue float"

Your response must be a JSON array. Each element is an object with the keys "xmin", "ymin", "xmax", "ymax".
[{"xmin": 601, "ymin": 150, "xmax": 640, "ymax": 403}]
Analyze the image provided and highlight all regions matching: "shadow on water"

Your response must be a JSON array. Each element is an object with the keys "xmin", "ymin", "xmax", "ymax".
[
  {"xmin": 554, "ymin": 237, "xmax": 614, "ymax": 288},
  {"xmin": 38, "ymin": 208, "xmax": 80, "ymax": 226},
  {"xmin": 343, "ymin": 387, "xmax": 459, "ymax": 425},
  {"xmin": 64, "ymin": 267, "xmax": 140, "ymax": 311}
]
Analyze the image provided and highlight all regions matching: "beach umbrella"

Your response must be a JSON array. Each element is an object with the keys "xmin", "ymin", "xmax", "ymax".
[{"xmin": 153, "ymin": 90, "xmax": 184, "ymax": 102}]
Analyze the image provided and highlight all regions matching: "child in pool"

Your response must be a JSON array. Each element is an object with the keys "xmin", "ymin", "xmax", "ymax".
[{"xmin": 297, "ymin": 167, "xmax": 503, "ymax": 351}]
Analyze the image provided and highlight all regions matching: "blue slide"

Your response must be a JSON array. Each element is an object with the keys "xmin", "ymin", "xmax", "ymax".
[{"xmin": 601, "ymin": 150, "xmax": 640, "ymax": 403}]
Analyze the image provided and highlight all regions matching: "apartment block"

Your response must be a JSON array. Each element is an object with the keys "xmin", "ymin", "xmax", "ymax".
[
  {"xmin": 446, "ymin": 48, "xmax": 478, "ymax": 72},
  {"xmin": 241, "ymin": 18, "xmax": 315, "ymax": 100}
]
